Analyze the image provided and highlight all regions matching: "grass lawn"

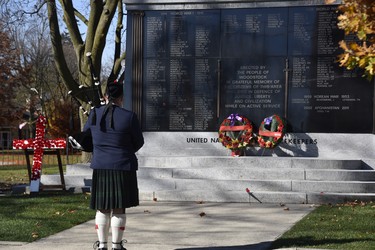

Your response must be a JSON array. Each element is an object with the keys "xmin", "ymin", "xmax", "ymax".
[
  {"xmin": 0, "ymin": 192, "xmax": 95, "ymax": 242},
  {"xmin": 0, "ymin": 152, "xmax": 94, "ymax": 243},
  {"xmin": 272, "ymin": 201, "xmax": 375, "ymax": 250}
]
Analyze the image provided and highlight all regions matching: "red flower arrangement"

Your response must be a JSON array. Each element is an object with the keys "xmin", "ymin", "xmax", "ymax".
[
  {"xmin": 13, "ymin": 115, "xmax": 66, "ymax": 182},
  {"xmin": 30, "ymin": 115, "xmax": 45, "ymax": 181},
  {"xmin": 257, "ymin": 114, "xmax": 286, "ymax": 148},
  {"xmin": 13, "ymin": 139, "xmax": 66, "ymax": 150},
  {"xmin": 218, "ymin": 114, "xmax": 254, "ymax": 156}
]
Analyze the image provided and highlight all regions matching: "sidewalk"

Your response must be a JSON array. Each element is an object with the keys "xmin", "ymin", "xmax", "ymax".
[{"xmin": 1, "ymin": 202, "xmax": 316, "ymax": 250}]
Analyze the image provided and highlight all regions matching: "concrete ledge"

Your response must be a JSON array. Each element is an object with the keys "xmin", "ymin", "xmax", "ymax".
[
  {"xmin": 66, "ymin": 163, "xmax": 91, "ymax": 175},
  {"xmin": 41, "ymin": 175, "xmax": 92, "ymax": 187},
  {"xmin": 140, "ymin": 190, "xmax": 375, "ymax": 204},
  {"xmin": 138, "ymin": 178, "xmax": 176, "ymax": 191},
  {"xmin": 307, "ymin": 192, "xmax": 375, "ymax": 204},
  {"xmin": 305, "ymin": 169, "xmax": 375, "ymax": 181},
  {"xmin": 140, "ymin": 190, "xmax": 308, "ymax": 203},
  {"xmin": 172, "ymin": 167, "xmax": 305, "ymax": 180},
  {"xmin": 64, "ymin": 163, "xmax": 372, "ymax": 181},
  {"xmin": 173, "ymin": 179, "xmax": 292, "ymax": 192},
  {"xmin": 42, "ymin": 158, "xmax": 375, "ymax": 203},
  {"xmin": 41, "ymin": 175, "xmax": 375, "ymax": 194},
  {"xmin": 292, "ymin": 180, "xmax": 375, "ymax": 193},
  {"xmin": 138, "ymin": 167, "xmax": 174, "ymax": 178},
  {"xmin": 291, "ymin": 159, "xmax": 363, "ymax": 169},
  {"xmin": 66, "ymin": 158, "xmax": 367, "ymax": 172},
  {"xmin": 138, "ymin": 156, "xmax": 366, "ymax": 169},
  {"xmin": 190, "ymin": 157, "xmax": 294, "ymax": 168}
]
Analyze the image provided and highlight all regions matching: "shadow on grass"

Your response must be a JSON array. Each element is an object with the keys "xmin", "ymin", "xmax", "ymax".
[{"xmin": 271, "ymin": 236, "xmax": 375, "ymax": 249}]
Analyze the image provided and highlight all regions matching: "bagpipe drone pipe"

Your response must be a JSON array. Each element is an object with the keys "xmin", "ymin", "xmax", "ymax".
[{"xmin": 68, "ymin": 53, "xmax": 125, "ymax": 152}]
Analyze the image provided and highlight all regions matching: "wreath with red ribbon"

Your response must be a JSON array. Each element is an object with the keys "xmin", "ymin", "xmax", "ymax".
[
  {"xmin": 218, "ymin": 114, "xmax": 254, "ymax": 152},
  {"xmin": 257, "ymin": 114, "xmax": 286, "ymax": 148}
]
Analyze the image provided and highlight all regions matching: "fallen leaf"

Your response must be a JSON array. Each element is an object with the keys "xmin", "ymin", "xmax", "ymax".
[
  {"xmin": 283, "ymin": 207, "xmax": 289, "ymax": 211},
  {"xmin": 199, "ymin": 212, "xmax": 206, "ymax": 217},
  {"xmin": 325, "ymin": 0, "xmax": 336, "ymax": 4}
]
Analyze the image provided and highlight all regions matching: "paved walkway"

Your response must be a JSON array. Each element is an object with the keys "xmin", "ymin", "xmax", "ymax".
[{"xmin": 0, "ymin": 202, "xmax": 317, "ymax": 250}]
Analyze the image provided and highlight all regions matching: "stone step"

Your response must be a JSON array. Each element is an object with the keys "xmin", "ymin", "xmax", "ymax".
[
  {"xmin": 65, "ymin": 165, "xmax": 375, "ymax": 181},
  {"xmin": 138, "ymin": 156, "xmax": 366, "ymax": 170},
  {"xmin": 137, "ymin": 178, "xmax": 375, "ymax": 193},
  {"xmin": 139, "ymin": 190, "xmax": 375, "ymax": 204},
  {"xmin": 42, "ymin": 174, "xmax": 375, "ymax": 194},
  {"xmin": 170, "ymin": 168, "xmax": 375, "ymax": 181},
  {"xmin": 139, "ymin": 190, "xmax": 307, "ymax": 203},
  {"xmin": 292, "ymin": 180, "xmax": 375, "ymax": 193},
  {"xmin": 305, "ymin": 169, "xmax": 375, "ymax": 181},
  {"xmin": 40, "ymin": 157, "xmax": 375, "ymax": 204}
]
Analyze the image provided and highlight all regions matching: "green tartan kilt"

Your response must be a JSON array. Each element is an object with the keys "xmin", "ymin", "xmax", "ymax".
[{"xmin": 90, "ymin": 169, "xmax": 139, "ymax": 210}]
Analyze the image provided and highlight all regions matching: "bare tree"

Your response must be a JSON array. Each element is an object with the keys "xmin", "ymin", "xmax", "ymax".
[
  {"xmin": 1, "ymin": 0, "xmax": 126, "ymax": 126},
  {"xmin": 45, "ymin": 1, "xmax": 126, "ymax": 121},
  {"xmin": 6, "ymin": 12, "xmax": 80, "ymax": 138}
]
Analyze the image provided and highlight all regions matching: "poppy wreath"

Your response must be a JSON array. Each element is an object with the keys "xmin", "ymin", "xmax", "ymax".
[
  {"xmin": 218, "ymin": 114, "xmax": 254, "ymax": 153},
  {"xmin": 257, "ymin": 114, "xmax": 286, "ymax": 148}
]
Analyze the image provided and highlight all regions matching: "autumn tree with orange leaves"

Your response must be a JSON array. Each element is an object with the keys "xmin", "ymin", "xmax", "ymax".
[
  {"xmin": 327, "ymin": 0, "xmax": 375, "ymax": 80},
  {"xmin": 0, "ymin": 23, "xmax": 31, "ymax": 126}
]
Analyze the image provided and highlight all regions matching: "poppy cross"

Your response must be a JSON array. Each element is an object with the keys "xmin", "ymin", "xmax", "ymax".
[{"xmin": 12, "ymin": 115, "xmax": 66, "ymax": 192}]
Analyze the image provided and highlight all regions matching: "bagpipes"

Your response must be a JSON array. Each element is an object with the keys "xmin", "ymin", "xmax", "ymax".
[{"xmin": 68, "ymin": 52, "xmax": 126, "ymax": 152}]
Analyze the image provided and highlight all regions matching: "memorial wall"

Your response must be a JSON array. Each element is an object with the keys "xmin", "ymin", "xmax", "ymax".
[{"xmin": 140, "ymin": 5, "xmax": 374, "ymax": 133}]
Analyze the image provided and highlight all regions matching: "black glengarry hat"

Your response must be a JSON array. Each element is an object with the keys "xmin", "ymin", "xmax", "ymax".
[{"xmin": 106, "ymin": 80, "xmax": 123, "ymax": 99}]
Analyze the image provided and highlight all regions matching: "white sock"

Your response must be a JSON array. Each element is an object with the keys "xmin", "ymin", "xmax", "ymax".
[
  {"xmin": 111, "ymin": 213, "xmax": 126, "ymax": 249},
  {"xmin": 95, "ymin": 211, "xmax": 110, "ymax": 248}
]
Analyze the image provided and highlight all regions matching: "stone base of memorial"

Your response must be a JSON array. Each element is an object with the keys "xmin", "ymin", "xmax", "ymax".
[{"xmin": 137, "ymin": 132, "xmax": 375, "ymax": 160}]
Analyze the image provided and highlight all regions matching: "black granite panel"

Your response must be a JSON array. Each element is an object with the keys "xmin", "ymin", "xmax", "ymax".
[{"xmin": 140, "ymin": 6, "xmax": 374, "ymax": 132}]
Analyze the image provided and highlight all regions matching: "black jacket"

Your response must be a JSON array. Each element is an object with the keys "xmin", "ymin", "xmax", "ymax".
[{"xmin": 83, "ymin": 104, "xmax": 144, "ymax": 171}]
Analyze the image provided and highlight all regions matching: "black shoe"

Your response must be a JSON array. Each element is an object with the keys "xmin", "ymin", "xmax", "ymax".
[
  {"xmin": 112, "ymin": 240, "xmax": 127, "ymax": 250},
  {"xmin": 93, "ymin": 240, "xmax": 108, "ymax": 250}
]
